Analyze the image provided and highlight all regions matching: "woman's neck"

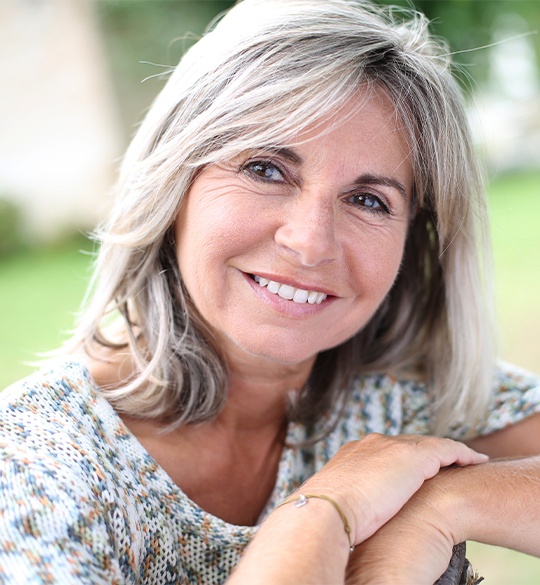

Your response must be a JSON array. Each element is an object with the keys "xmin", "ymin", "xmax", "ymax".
[{"xmin": 216, "ymin": 344, "xmax": 316, "ymax": 434}]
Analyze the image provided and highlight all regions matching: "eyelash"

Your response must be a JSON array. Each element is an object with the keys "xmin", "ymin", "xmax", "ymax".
[
  {"xmin": 241, "ymin": 159, "xmax": 392, "ymax": 216},
  {"xmin": 345, "ymin": 192, "xmax": 390, "ymax": 215},
  {"xmin": 241, "ymin": 159, "xmax": 287, "ymax": 183}
]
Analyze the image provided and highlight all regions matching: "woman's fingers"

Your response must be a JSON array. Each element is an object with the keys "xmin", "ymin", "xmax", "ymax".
[
  {"xmin": 402, "ymin": 435, "xmax": 489, "ymax": 478},
  {"xmin": 345, "ymin": 467, "xmax": 476, "ymax": 585},
  {"xmin": 345, "ymin": 493, "xmax": 456, "ymax": 585}
]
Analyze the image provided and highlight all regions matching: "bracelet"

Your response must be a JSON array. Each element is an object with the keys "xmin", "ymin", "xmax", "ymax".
[{"xmin": 275, "ymin": 493, "xmax": 354, "ymax": 552}]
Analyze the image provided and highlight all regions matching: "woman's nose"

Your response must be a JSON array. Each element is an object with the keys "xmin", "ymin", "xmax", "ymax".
[{"xmin": 274, "ymin": 195, "xmax": 342, "ymax": 267}]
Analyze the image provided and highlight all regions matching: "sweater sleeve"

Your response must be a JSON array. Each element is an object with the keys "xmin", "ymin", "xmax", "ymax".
[
  {"xmin": 0, "ymin": 443, "xmax": 124, "ymax": 585},
  {"xmin": 446, "ymin": 361, "xmax": 540, "ymax": 440},
  {"xmin": 478, "ymin": 361, "xmax": 540, "ymax": 433},
  {"xmin": 397, "ymin": 361, "xmax": 540, "ymax": 440}
]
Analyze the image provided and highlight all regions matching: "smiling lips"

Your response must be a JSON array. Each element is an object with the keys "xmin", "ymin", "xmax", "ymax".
[{"xmin": 252, "ymin": 274, "xmax": 328, "ymax": 305}]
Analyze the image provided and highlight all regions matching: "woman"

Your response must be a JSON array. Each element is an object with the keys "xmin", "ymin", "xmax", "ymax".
[{"xmin": 1, "ymin": 0, "xmax": 539, "ymax": 583}]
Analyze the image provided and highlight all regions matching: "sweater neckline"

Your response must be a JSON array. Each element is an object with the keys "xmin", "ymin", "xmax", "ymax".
[{"xmin": 64, "ymin": 358, "xmax": 308, "ymax": 536}]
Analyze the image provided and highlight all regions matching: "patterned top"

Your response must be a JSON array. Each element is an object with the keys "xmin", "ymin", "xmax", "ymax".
[{"xmin": 0, "ymin": 359, "xmax": 539, "ymax": 584}]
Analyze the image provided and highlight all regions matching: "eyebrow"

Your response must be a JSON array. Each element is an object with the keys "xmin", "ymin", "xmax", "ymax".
[
  {"xmin": 259, "ymin": 146, "xmax": 304, "ymax": 166},
  {"xmin": 353, "ymin": 173, "xmax": 408, "ymax": 200}
]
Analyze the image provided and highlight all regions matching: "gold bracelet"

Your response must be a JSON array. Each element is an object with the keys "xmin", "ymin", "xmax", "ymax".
[{"xmin": 276, "ymin": 493, "xmax": 354, "ymax": 552}]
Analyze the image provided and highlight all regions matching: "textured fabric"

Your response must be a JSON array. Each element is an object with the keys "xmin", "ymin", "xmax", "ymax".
[{"xmin": 0, "ymin": 359, "xmax": 539, "ymax": 584}]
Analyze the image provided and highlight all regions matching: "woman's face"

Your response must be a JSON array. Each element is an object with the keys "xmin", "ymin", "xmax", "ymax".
[{"xmin": 175, "ymin": 90, "xmax": 413, "ymax": 367}]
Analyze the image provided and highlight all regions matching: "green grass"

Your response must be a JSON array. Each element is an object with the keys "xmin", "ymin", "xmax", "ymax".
[
  {"xmin": 0, "ymin": 171, "xmax": 539, "ymax": 581},
  {"xmin": 0, "ymin": 236, "xmax": 94, "ymax": 389},
  {"xmin": 467, "ymin": 169, "xmax": 540, "ymax": 584},
  {"xmin": 468, "ymin": 541, "xmax": 540, "ymax": 585},
  {"xmin": 489, "ymin": 170, "xmax": 540, "ymax": 374}
]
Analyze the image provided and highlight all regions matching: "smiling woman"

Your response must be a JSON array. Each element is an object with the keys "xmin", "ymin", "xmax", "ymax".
[
  {"xmin": 175, "ymin": 92, "xmax": 412, "ymax": 368},
  {"xmin": 1, "ymin": 0, "xmax": 540, "ymax": 584}
]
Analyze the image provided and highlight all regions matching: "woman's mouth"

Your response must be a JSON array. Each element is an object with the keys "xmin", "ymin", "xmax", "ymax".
[{"xmin": 250, "ymin": 274, "xmax": 328, "ymax": 305}]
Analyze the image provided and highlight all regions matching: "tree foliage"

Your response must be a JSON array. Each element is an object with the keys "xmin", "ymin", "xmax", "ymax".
[{"xmin": 96, "ymin": 0, "xmax": 539, "ymax": 135}]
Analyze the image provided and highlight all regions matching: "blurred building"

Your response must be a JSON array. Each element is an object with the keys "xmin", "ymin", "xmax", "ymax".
[
  {"xmin": 0, "ymin": 0, "xmax": 121, "ymax": 243},
  {"xmin": 471, "ymin": 14, "xmax": 540, "ymax": 172}
]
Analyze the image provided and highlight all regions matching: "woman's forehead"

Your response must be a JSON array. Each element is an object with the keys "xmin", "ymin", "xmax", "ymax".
[{"xmin": 221, "ymin": 88, "xmax": 410, "ymax": 161}]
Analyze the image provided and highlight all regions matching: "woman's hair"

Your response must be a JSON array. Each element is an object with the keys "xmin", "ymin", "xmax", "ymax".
[{"xmin": 71, "ymin": 0, "xmax": 495, "ymax": 436}]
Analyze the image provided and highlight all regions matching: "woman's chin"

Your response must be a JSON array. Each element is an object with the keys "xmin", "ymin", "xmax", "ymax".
[{"xmin": 219, "ymin": 332, "xmax": 335, "ymax": 370}]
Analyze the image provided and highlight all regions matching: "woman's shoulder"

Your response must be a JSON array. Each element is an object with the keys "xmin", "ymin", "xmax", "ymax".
[
  {"xmin": 1, "ymin": 358, "xmax": 107, "ymax": 428},
  {"xmin": 333, "ymin": 362, "xmax": 540, "ymax": 439},
  {"xmin": 0, "ymin": 358, "xmax": 126, "ymax": 471},
  {"xmin": 476, "ymin": 361, "xmax": 540, "ymax": 434},
  {"xmin": 0, "ymin": 360, "xmax": 139, "ymax": 583},
  {"xmin": 0, "ymin": 358, "xmax": 141, "ymax": 530},
  {"xmin": 491, "ymin": 360, "xmax": 540, "ymax": 394}
]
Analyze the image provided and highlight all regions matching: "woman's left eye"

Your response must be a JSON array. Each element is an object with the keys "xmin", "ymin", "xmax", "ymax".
[
  {"xmin": 346, "ymin": 193, "xmax": 389, "ymax": 214},
  {"xmin": 243, "ymin": 161, "xmax": 285, "ymax": 182}
]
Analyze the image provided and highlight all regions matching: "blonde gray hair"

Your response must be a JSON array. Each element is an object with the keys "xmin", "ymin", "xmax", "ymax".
[{"xmin": 72, "ymin": 0, "xmax": 495, "ymax": 435}]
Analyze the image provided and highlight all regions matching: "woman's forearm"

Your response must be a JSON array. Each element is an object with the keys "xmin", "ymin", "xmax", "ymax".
[
  {"xmin": 227, "ymin": 497, "xmax": 351, "ymax": 584},
  {"xmin": 346, "ymin": 456, "xmax": 540, "ymax": 585},
  {"xmin": 454, "ymin": 456, "xmax": 540, "ymax": 554},
  {"xmin": 228, "ymin": 434, "xmax": 488, "ymax": 584}
]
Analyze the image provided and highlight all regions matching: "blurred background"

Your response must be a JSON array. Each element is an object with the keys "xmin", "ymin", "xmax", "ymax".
[{"xmin": 0, "ymin": 1, "xmax": 539, "ymax": 582}]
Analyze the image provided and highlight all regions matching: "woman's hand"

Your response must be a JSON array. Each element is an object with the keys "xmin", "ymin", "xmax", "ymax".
[
  {"xmin": 301, "ymin": 433, "xmax": 488, "ymax": 546},
  {"xmin": 228, "ymin": 435, "xmax": 488, "ymax": 585},
  {"xmin": 345, "ymin": 467, "xmax": 460, "ymax": 585},
  {"xmin": 346, "ymin": 455, "xmax": 540, "ymax": 584}
]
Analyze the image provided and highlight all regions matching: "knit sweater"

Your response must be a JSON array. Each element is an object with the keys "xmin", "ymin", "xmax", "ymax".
[{"xmin": 0, "ymin": 360, "xmax": 539, "ymax": 584}]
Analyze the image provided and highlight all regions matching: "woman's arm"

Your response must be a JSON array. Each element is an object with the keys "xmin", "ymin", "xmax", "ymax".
[
  {"xmin": 466, "ymin": 412, "xmax": 540, "ymax": 457},
  {"xmin": 227, "ymin": 497, "xmax": 352, "ymax": 584},
  {"xmin": 0, "ymin": 453, "xmax": 124, "ymax": 584},
  {"xmin": 346, "ymin": 455, "xmax": 540, "ymax": 585},
  {"xmin": 346, "ymin": 415, "xmax": 540, "ymax": 585},
  {"xmin": 227, "ymin": 434, "xmax": 487, "ymax": 584}
]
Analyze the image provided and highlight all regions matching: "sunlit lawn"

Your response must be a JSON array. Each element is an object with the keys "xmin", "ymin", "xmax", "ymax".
[
  {"xmin": 0, "ymin": 170, "xmax": 539, "ymax": 582},
  {"xmin": 467, "ymin": 170, "xmax": 540, "ymax": 584},
  {"xmin": 0, "ymin": 235, "xmax": 94, "ymax": 388},
  {"xmin": 489, "ymin": 171, "xmax": 540, "ymax": 375}
]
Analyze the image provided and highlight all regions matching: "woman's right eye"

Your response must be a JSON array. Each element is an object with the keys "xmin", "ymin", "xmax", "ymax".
[{"xmin": 243, "ymin": 161, "xmax": 285, "ymax": 182}]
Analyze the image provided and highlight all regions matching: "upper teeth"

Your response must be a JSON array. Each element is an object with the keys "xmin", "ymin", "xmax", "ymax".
[{"xmin": 253, "ymin": 275, "xmax": 327, "ymax": 304}]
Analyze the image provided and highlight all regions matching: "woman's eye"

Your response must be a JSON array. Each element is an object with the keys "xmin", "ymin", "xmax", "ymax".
[
  {"xmin": 347, "ymin": 193, "xmax": 388, "ymax": 214},
  {"xmin": 244, "ymin": 161, "xmax": 284, "ymax": 182}
]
